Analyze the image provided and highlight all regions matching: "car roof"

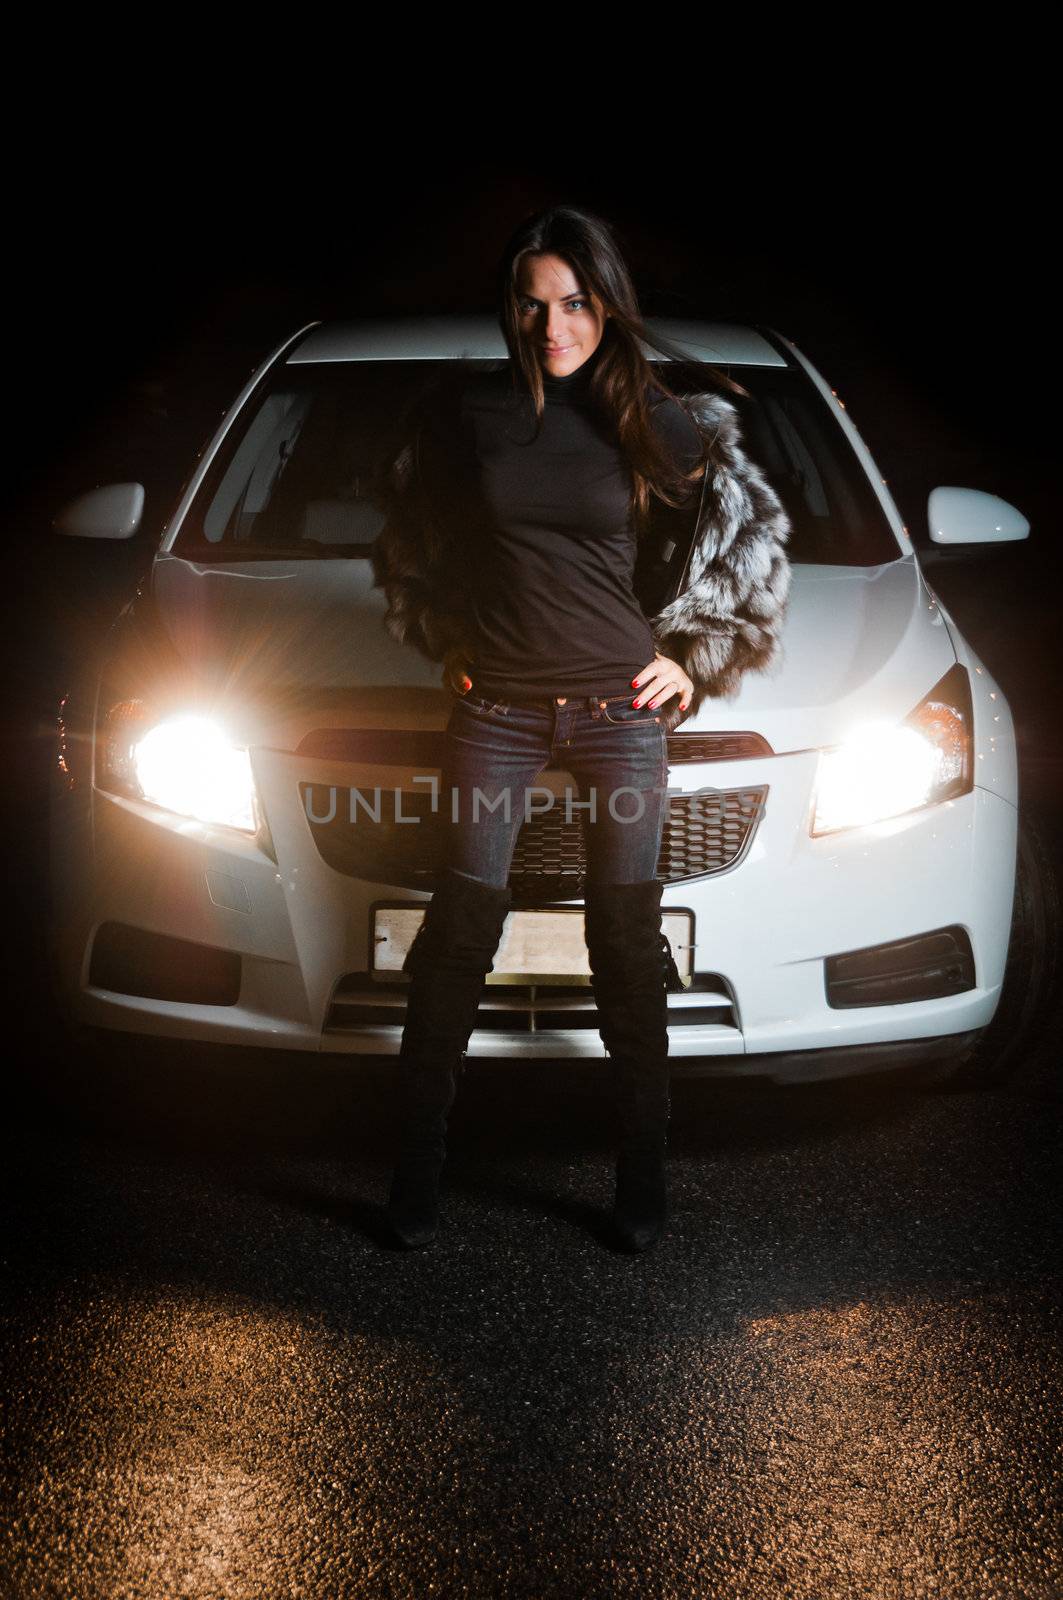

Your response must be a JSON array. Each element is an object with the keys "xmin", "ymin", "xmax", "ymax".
[{"xmin": 286, "ymin": 315, "xmax": 788, "ymax": 367}]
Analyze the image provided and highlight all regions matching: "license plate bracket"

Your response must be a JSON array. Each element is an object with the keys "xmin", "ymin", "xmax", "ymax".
[{"xmin": 371, "ymin": 903, "xmax": 693, "ymax": 985}]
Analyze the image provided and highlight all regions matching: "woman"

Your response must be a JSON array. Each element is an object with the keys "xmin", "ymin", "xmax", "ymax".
[{"xmin": 372, "ymin": 204, "xmax": 792, "ymax": 1252}]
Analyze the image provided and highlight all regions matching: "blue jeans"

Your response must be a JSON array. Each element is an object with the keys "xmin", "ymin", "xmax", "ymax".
[{"xmin": 437, "ymin": 689, "xmax": 670, "ymax": 890}]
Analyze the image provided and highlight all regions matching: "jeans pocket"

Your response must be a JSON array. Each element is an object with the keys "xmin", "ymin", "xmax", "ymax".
[
  {"xmin": 598, "ymin": 694, "xmax": 662, "ymax": 726},
  {"xmin": 453, "ymin": 688, "xmax": 508, "ymax": 718}
]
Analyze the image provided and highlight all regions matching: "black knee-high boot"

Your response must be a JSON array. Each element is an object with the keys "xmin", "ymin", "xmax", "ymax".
[
  {"xmin": 386, "ymin": 868, "xmax": 513, "ymax": 1248},
  {"xmin": 583, "ymin": 878, "xmax": 676, "ymax": 1252}
]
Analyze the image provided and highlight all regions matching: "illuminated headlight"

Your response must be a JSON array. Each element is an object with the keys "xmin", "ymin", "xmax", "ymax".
[
  {"xmin": 97, "ymin": 699, "xmax": 259, "ymax": 833},
  {"xmin": 811, "ymin": 663, "xmax": 973, "ymax": 836}
]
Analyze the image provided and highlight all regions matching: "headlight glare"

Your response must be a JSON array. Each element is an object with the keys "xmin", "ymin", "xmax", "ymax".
[
  {"xmin": 134, "ymin": 715, "xmax": 257, "ymax": 832},
  {"xmin": 811, "ymin": 664, "xmax": 973, "ymax": 836},
  {"xmin": 98, "ymin": 699, "xmax": 258, "ymax": 833},
  {"xmin": 813, "ymin": 722, "xmax": 942, "ymax": 834}
]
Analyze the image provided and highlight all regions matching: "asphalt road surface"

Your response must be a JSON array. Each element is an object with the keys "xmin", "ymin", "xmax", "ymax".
[{"xmin": 1, "ymin": 1036, "xmax": 1059, "ymax": 1600}]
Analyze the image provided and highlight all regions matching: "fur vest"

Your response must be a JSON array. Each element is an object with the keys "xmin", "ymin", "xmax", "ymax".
[{"xmin": 370, "ymin": 387, "xmax": 792, "ymax": 734}]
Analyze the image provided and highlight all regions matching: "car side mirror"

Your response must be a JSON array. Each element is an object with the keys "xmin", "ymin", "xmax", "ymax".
[
  {"xmin": 927, "ymin": 486, "xmax": 1029, "ymax": 547},
  {"xmin": 53, "ymin": 483, "xmax": 145, "ymax": 541}
]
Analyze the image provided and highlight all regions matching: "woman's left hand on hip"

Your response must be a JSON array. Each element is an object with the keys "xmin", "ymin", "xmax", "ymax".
[{"xmin": 631, "ymin": 653, "xmax": 693, "ymax": 711}]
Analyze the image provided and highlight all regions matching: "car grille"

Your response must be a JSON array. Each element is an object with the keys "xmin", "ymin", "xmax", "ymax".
[
  {"xmin": 324, "ymin": 971, "xmax": 738, "ymax": 1035},
  {"xmin": 300, "ymin": 780, "xmax": 768, "ymax": 901}
]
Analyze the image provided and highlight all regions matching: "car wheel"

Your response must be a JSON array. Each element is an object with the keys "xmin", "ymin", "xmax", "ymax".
[{"xmin": 917, "ymin": 805, "xmax": 1061, "ymax": 1096}]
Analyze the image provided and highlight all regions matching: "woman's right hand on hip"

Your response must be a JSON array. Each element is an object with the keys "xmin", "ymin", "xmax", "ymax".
[{"xmin": 442, "ymin": 648, "xmax": 474, "ymax": 695}]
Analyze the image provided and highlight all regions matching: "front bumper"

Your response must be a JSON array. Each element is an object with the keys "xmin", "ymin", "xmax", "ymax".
[{"xmin": 52, "ymin": 745, "xmax": 1017, "ymax": 1085}]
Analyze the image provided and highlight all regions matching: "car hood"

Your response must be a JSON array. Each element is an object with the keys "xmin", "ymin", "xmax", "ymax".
[{"xmin": 144, "ymin": 552, "xmax": 957, "ymax": 754}]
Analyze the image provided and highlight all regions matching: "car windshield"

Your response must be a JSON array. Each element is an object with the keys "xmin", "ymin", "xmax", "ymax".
[{"xmin": 172, "ymin": 359, "xmax": 900, "ymax": 566}]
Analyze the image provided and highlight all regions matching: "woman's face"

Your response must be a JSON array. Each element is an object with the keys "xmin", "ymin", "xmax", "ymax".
[{"xmin": 515, "ymin": 252, "xmax": 608, "ymax": 380}]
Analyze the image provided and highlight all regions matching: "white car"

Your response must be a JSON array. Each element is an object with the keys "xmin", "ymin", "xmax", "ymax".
[{"xmin": 47, "ymin": 316, "xmax": 1056, "ymax": 1089}]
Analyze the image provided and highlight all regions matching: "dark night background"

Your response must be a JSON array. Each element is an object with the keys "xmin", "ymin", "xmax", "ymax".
[{"xmin": 2, "ymin": 101, "xmax": 1061, "ymax": 1594}]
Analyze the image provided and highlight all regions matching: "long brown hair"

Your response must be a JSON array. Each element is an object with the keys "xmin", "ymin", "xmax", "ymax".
[{"xmin": 495, "ymin": 203, "xmax": 748, "ymax": 529}]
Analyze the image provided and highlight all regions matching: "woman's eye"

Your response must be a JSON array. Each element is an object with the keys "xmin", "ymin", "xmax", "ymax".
[{"xmin": 518, "ymin": 298, "xmax": 587, "ymax": 313}]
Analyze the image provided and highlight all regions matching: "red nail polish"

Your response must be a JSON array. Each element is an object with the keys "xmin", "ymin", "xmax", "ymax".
[
  {"xmin": 632, "ymin": 698, "xmax": 641, "ymax": 707},
  {"xmin": 630, "ymin": 678, "xmax": 639, "ymax": 688}
]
